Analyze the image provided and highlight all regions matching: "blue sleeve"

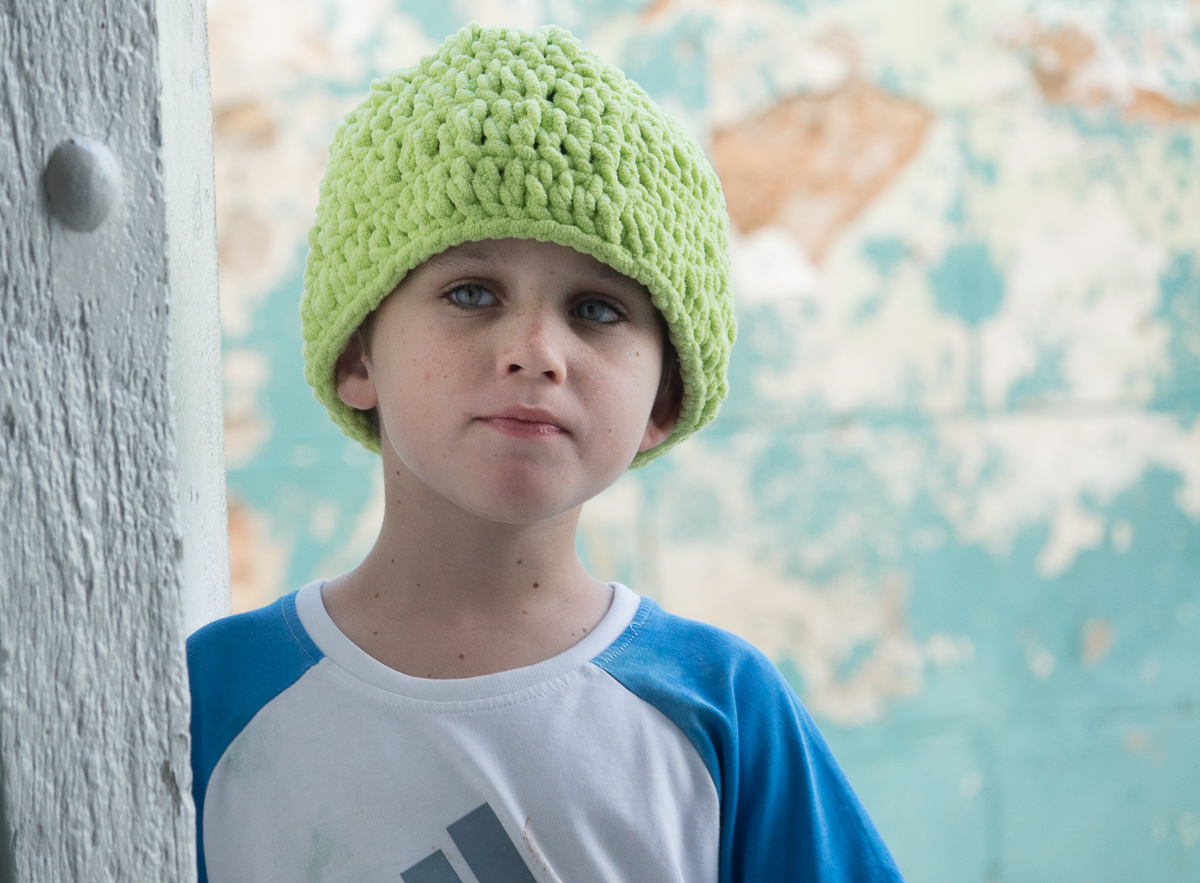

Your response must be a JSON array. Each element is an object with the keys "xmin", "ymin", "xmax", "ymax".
[
  {"xmin": 593, "ymin": 599, "xmax": 904, "ymax": 883},
  {"xmin": 186, "ymin": 592, "xmax": 323, "ymax": 883}
]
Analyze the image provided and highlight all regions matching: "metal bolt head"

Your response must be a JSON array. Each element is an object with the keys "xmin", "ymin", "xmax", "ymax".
[{"xmin": 43, "ymin": 137, "xmax": 122, "ymax": 232}]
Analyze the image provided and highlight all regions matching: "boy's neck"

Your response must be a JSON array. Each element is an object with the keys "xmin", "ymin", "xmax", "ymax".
[{"xmin": 320, "ymin": 464, "xmax": 614, "ymax": 679}]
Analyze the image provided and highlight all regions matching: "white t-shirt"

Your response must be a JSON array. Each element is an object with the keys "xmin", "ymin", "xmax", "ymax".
[{"xmin": 188, "ymin": 581, "xmax": 902, "ymax": 883}]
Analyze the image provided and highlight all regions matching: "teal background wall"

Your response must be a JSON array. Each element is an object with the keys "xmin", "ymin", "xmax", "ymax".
[{"xmin": 207, "ymin": 0, "xmax": 1200, "ymax": 879}]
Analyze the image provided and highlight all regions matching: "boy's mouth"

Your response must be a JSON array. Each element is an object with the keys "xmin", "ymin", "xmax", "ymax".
[{"xmin": 478, "ymin": 407, "xmax": 566, "ymax": 439}]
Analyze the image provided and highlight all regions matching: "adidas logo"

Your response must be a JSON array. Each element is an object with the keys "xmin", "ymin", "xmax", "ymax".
[{"xmin": 401, "ymin": 802, "xmax": 537, "ymax": 883}]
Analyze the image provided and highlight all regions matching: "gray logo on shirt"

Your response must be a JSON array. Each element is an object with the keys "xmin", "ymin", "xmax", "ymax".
[{"xmin": 401, "ymin": 803, "xmax": 537, "ymax": 883}]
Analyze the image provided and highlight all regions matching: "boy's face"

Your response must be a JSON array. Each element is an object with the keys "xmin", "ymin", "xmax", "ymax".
[{"xmin": 336, "ymin": 238, "xmax": 680, "ymax": 525}]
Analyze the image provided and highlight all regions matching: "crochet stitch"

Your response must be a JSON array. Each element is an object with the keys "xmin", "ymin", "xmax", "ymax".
[{"xmin": 301, "ymin": 23, "xmax": 736, "ymax": 467}]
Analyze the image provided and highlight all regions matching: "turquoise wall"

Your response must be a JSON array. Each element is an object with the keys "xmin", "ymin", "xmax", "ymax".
[{"xmin": 208, "ymin": 0, "xmax": 1200, "ymax": 878}]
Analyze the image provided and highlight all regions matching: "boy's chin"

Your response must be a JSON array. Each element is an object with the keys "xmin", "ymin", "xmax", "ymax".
[
  {"xmin": 383, "ymin": 442, "xmax": 636, "ymax": 526},
  {"xmin": 430, "ymin": 460, "xmax": 627, "ymax": 527},
  {"xmin": 464, "ymin": 500, "xmax": 581, "ymax": 527},
  {"xmin": 452, "ymin": 475, "xmax": 611, "ymax": 526}
]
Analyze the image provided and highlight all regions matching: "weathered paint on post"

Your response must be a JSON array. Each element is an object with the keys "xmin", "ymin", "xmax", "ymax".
[
  {"xmin": 0, "ymin": 0, "xmax": 224, "ymax": 877},
  {"xmin": 156, "ymin": 0, "xmax": 232, "ymax": 635},
  {"xmin": 0, "ymin": 736, "xmax": 13, "ymax": 883}
]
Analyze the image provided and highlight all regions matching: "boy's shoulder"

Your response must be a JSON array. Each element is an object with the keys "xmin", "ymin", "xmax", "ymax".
[
  {"xmin": 186, "ymin": 589, "xmax": 322, "ymax": 685},
  {"xmin": 597, "ymin": 596, "xmax": 820, "ymax": 781},
  {"xmin": 599, "ymin": 595, "xmax": 796, "ymax": 710},
  {"xmin": 604, "ymin": 598, "xmax": 904, "ymax": 882},
  {"xmin": 187, "ymin": 590, "xmax": 324, "ymax": 792}
]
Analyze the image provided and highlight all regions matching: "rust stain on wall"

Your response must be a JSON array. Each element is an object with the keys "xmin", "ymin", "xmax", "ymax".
[
  {"xmin": 213, "ymin": 99, "xmax": 278, "ymax": 148},
  {"xmin": 1016, "ymin": 23, "xmax": 1200, "ymax": 123},
  {"xmin": 1026, "ymin": 25, "xmax": 1101, "ymax": 104},
  {"xmin": 712, "ymin": 77, "xmax": 932, "ymax": 262},
  {"xmin": 227, "ymin": 495, "xmax": 289, "ymax": 613},
  {"xmin": 639, "ymin": 0, "xmax": 676, "ymax": 22},
  {"xmin": 1124, "ymin": 89, "xmax": 1200, "ymax": 124},
  {"xmin": 1081, "ymin": 618, "xmax": 1114, "ymax": 668}
]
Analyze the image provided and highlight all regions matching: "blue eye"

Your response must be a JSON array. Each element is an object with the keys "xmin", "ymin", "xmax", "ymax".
[
  {"xmin": 575, "ymin": 298, "xmax": 621, "ymax": 323},
  {"xmin": 446, "ymin": 285, "xmax": 496, "ymax": 308}
]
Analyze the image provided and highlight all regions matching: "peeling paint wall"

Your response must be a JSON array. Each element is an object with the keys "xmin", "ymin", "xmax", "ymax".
[{"xmin": 210, "ymin": 0, "xmax": 1200, "ymax": 879}]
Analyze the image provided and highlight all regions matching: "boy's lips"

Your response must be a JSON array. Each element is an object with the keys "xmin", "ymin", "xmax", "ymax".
[{"xmin": 478, "ymin": 406, "xmax": 566, "ymax": 439}]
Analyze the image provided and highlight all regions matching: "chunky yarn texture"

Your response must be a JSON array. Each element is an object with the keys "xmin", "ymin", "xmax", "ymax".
[{"xmin": 301, "ymin": 23, "xmax": 736, "ymax": 467}]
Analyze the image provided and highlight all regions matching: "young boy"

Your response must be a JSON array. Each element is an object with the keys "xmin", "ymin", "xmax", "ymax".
[{"xmin": 188, "ymin": 23, "xmax": 904, "ymax": 883}]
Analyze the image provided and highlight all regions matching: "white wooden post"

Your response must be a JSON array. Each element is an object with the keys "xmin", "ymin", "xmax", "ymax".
[
  {"xmin": 0, "ymin": 740, "xmax": 12, "ymax": 883},
  {"xmin": 156, "ymin": 0, "xmax": 233, "ymax": 636},
  {"xmin": 0, "ymin": 0, "xmax": 227, "ymax": 876}
]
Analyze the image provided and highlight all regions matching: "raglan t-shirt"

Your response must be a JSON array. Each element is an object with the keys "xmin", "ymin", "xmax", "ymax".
[{"xmin": 187, "ymin": 581, "xmax": 904, "ymax": 883}]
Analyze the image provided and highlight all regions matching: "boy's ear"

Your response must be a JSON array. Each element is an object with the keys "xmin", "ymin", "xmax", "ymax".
[
  {"xmin": 638, "ymin": 356, "xmax": 683, "ymax": 452},
  {"xmin": 334, "ymin": 330, "xmax": 378, "ymax": 411}
]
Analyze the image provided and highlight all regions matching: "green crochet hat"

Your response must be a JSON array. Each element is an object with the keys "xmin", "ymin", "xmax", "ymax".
[{"xmin": 301, "ymin": 23, "xmax": 735, "ymax": 467}]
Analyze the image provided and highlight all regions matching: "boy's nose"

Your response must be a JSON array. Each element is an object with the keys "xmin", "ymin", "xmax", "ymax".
[{"xmin": 497, "ymin": 311, "xmax": 567, "ymax": 383}]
